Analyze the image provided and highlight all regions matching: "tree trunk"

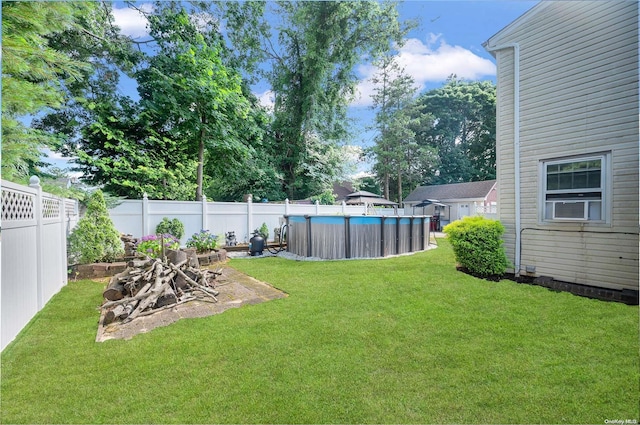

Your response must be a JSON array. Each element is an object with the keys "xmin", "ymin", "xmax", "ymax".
[
  {"xmin": 196, "ymin": 134, "xmax": 204, "ymax": 201},
  {"xmin": 384, "ymin": 170, "xmax": 390, "ymax": 200},
  {"xmin": 196, "ymin": 115, "xmax": 207, "ymax": 201},
  {"xmin": 397, "ymin": 170, "xmax": 403, "ymax": 207}
]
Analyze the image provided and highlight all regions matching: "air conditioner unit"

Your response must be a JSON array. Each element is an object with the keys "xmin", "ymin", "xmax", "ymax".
[{"xmin": 552, "ymin": 201, "xmax": 587, "ymax": 220}]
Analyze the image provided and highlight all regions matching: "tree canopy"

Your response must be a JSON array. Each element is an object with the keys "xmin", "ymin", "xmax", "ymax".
[
  {"xmin": 413, "ymin": 78, "xmax": 497, "ymax": 184},
  {"xmin": 4, "ymin": 2, "xmax": 496, "ymax": 204},
  {"xmin": 1, "ymin": 2, "xmax": 94, "ymax": 180}
]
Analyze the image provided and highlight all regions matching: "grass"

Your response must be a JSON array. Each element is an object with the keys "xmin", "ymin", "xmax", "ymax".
[{"xmin": 1, "ymin": 239, "xmax": 638, "ymax": 424}]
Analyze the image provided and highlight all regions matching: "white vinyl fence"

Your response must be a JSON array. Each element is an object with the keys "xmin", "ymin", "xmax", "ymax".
[
  {"xmin": 109, "ymin": 194, "xmax": 402, "ymax": 245},
  {"xmin": 1, "ymin": 178, "xmax": 79, "ymax": 351}
]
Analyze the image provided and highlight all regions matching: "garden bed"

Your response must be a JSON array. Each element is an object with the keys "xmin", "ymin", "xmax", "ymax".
[{"xmin": 456, "ymin": 266, "xmax": 639, "ymax": 305}]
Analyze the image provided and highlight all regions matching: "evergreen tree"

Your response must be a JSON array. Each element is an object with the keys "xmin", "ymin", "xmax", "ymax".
[
  {"xmin": 68, "ymin": 190, "xmax": 124, "ymax": 264},
  {"xmin": 1, "ymin": 2, "xmax": 95, "ymax": 180}
]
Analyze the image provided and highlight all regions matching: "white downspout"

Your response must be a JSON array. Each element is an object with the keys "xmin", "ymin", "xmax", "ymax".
[{"xmin": 484, "ymin": 43, "xmax": 521, "ymax": 275}]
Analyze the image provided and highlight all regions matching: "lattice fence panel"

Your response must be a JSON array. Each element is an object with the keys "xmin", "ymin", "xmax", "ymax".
[
  {"xmin": 2, "ymin": 189, "xmax": 35, "ymax": 221},
  {"xmin": 42, "ymin": 197, "xmax": 61, "ymax": 219},
  {"xmin": 64, "ymin": 199, "xmax": 77, "ymax": 218}
]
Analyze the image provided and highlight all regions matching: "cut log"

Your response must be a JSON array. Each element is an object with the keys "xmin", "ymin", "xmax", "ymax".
[
  {"xmin": 103, "ymin": 270, "xmax": 130, "ymax": 301},
  {"xmin": 125, "ymin": 280, "xmax": 171, "ymax": 322},
  {"xmin": 103, "ymin": 303, "xmax": 135, "ymax": 325},
  {"xmin": 103, "ymin": 305, "xmax": 125, "ymax": 325},
  {"xmin": 155, "ymin": 286, "xmax": 177, "ymax": 308}
]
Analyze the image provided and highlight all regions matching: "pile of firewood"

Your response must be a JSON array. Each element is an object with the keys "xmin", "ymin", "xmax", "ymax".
[
  {"xmin": 120, "ymin": 234, "xmax": 138, "ymax": 258},
  {"xmin": 101, "ymin": 249, "xmax": 220, "ymax": 325}
]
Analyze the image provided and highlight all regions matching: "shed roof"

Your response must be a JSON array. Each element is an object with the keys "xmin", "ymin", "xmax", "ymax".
[
  {"xmin": 345, "ymin": 196, "xmax": 398, "ymax": 206},
  {"xmin": 404, "ymin": 180, "xmax": 497, "ymax": 203},
  {"xmin": 332, "ymin": 181, "xmax": 354, "ymax": 202}
]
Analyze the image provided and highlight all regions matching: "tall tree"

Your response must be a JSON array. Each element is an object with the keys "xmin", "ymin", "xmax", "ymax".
[
  {"xmin": 1, "ymin": 2, "xmax": 95, "ymax": 180},
  {"xmin": 135, "ymin": 6, "xmax": 258, "ymax": 200},
  {"xmin": 220, "ymin": 1, "xmax": 410, "ymax": 199},
  {"xmin": 369, "ymin": 55, "xmax": 437, "ymax": 203},
  {"xmin": 413, "ymin": 78, "xmax": 497, "ymax": 184}
]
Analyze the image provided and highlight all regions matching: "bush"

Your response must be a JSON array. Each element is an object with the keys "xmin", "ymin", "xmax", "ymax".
[
  {"xmin": 68, "ymin": 190, "xmax": 124, "ymax": 264},
  {"xmin": 136, "ymin": 234, "xmax": 180, "ymax": 258},
  {"xmin": 155, "ymin": 217, "xmax": 184, "ymax": 240},
  {"xmin": 443, "ymin": 216, "xmax": 510, "ymax": 277},
  {"xmin": 186, "ymin": 230, "xmax": 218, "ymax": 253},
  {"xmin": 258, "ymin": 222, "xmax": 269, "ymax": 240},
  {"xmin": 310, "ymin": 190, "xmax": 336, "ymax": 205}
]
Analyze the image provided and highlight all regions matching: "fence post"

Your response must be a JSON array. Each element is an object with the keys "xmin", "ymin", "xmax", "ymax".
[
  {"xmin": 202, "ymin": 194, "xmax": 208, "ymax": 231},
  {"xmin": 305, "ymin": 215, "xmax": 312, "ymax": 257},
  {"xmin": 344, "ymin": 216, "xmax": 351, "ymax": 259},
  {"xmin": 285, "ymin": 198, "xmax": 290, "ymax": 216},
  {"xmin": 247, "ymin": 195, "xmax": 253, "ymax": 242},
  {"xmin": 29, "ymin": 176, "xmax": 44, "ymax": 309},
  {"xmin": 315, "ymin": 200, "xmax": 320, "ymax": 215},
  {"xmin": 142, "ymin": 193, "xmax": 149, "ymax": 236},
  {"xmin": 342, "ymin": 200, "xmax": 346, "ymax": 215},
  {"xmin": 380, "ymin": 216, "xmax": 386, "ymax": 257},
  {"xmin": 59, "ymin": 195, "xmax": 68, "ymax": 287},
  {"xmin": 409, "ymin": 216, "xmax": 414, "ymax": 252}
]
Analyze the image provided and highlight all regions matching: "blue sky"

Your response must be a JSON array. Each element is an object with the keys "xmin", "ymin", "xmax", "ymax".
[{"xmin": 46, "ymin": 1, "xmax": 538, "ymax": 174}]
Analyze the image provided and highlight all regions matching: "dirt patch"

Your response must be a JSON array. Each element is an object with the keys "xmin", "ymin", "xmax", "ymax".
[{"xmin": 96, "ymin": 265, "xmax": 287, "ymax": 342}]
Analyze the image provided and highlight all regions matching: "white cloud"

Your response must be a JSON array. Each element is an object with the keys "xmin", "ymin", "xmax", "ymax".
[
  {"xmin": 350, "ymin": 170, "xmax": 375, "ymax": 180},
  {"xmin": 353, "ymin": 33, "xmax": 496, "ymax": 107},
  {"xmin": 41, "ymin": 148, "xmax": 72, "ymax": 161},
  {"xmin": 256, "ymin": 90, "xmax": 275, "ymax": 112},
  {"xmin": 112, "ymin": 4, "xmax": 153, "ymax": 38}
]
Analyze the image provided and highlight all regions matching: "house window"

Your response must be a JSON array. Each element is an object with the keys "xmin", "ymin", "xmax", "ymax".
[{"xmin": 541, "ymin": 153, "xmax": 609, "ymax": 222}]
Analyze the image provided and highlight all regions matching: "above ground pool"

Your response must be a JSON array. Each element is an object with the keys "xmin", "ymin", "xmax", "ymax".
[{"xmin": 285, "ymin": 215, "xmax": 432, "ymax": 260}]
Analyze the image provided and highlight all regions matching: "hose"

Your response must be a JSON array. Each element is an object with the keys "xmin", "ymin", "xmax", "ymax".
[{"xmin": 267, "ymin": 223, "xmax": 288, "ymax": 254}]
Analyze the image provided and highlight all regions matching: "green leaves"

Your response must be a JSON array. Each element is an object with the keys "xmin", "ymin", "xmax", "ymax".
[
  {"xmin": 368, "ymin": 55, "xmax": 434, "ymax": 202},
  {"xmin": 1, "ymin": 2, "xmax": 97, "ymax": 180},
  {"xmin": 262, "ymin": 1, "xmax": 410, "ymax": 199},
  {"xmin": 68, "ymin": 190, "xmax": 124, "ymax": 264},
  {"xmin": 443, "ymin": 216, "xmax": 510, "ymax": 277},
  {"xmin": 139, "ymin": 6, "xmax": 254, "ymax": 200},
  {"xmin": 414, "ymin": 78, "xmax": 497, "ymax": 184}
]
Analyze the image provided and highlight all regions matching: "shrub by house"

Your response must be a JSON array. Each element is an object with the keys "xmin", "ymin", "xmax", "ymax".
[{"xmin": 443, "ymin": 216, "xmax": 509, "ymax": 277}]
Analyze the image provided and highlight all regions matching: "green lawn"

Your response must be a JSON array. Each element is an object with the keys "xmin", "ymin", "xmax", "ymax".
[{"xmin": 1, "ymin": 239, "xmax": 638, "ymax": 424}]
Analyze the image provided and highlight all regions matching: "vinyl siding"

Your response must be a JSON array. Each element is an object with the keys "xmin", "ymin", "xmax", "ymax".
[
  {"xmin": 495, "ymin": 49, "xmax": 516, "ymax": 263},
  {"xmin": 486, "ymin": 1, "xmax": 639, "ymax": 290}
]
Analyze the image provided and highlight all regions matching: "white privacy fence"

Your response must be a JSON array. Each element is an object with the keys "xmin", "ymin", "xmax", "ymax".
[
  {"xmin": 108, "ymin": 194, "xmax": 402, "ymax": 244},
  {"xmin": 475, "ymin": 203, "xmax": 498, "ymax": 220},
  {"xmin": 1, "ymin": 178, "xmax": 79, "ymax": 351}
]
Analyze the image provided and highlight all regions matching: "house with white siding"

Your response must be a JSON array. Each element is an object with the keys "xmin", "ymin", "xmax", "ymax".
[
  {"xmin": 483, "ymin": 1, "xmax": 638, "ymax": 301},
  {"xmin": 404, "ymin": 180, "xmax": 497, "ymax": 229}
]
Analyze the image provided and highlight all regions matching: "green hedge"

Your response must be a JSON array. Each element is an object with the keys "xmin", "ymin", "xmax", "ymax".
[{"xmin": 443, "ymin": 216, "xmax": 509, "ymax": 277}]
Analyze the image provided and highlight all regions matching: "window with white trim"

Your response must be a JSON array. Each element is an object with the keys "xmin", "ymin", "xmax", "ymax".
[{"xmin": 541, "ymin": 153, "xmax": 609, "ymax": 222}]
